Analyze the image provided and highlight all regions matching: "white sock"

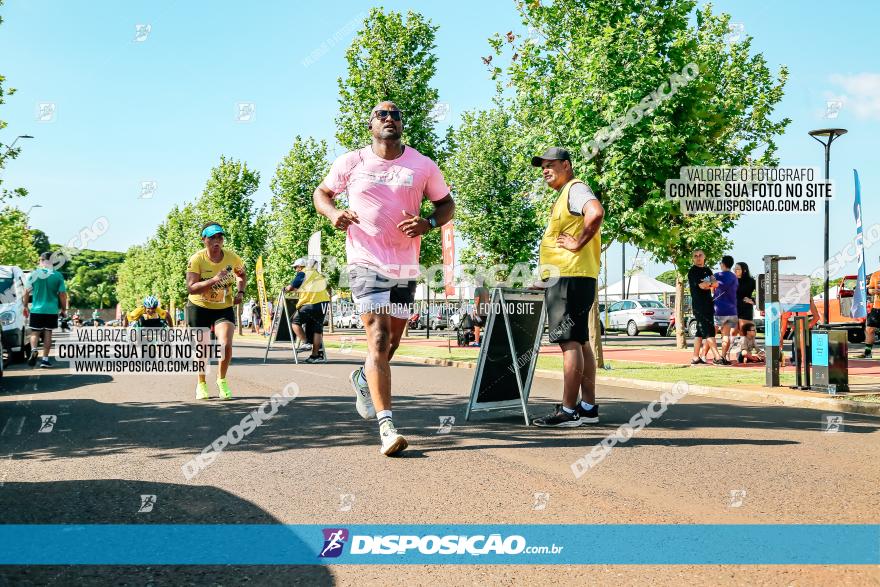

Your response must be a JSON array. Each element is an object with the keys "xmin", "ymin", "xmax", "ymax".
[
  {"xmin": 561, "ymin": 405, "xmax": 576, "ymax": 415},
  {"xmin": 581, "ymin": 401, "xmax": 594, "ymax": 411},
  {"xmin": 377, "ymin": 410, "xmax": 392, "ymax": 423}
]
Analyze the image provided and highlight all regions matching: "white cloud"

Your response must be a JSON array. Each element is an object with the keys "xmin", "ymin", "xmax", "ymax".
[{"xmin": 829, "ymin": 73, "xmax": 880, "ymax": 120}]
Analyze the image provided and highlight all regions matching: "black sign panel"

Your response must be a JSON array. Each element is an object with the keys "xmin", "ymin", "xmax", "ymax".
[
  {"xmin": 466, "ymin": 288, "xmax": 545, "ymax": 425},
  {"xmin": 273, "ymin": 296, "xmax": 299, "ymax": 342}
]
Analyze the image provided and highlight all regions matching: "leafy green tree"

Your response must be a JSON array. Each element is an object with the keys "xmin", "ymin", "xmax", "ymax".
[
  {"xmin": 655, "ymin": 269, "xmax": 677, "ymax": 287},
  {"xmin": 153, "ymin": 204, "xmax": 201, "ymax": 308},
  {"xmin": 116, "ymin": 244, "xmax": 153, "ymax": 313},
  {"xmin": 266, "ymin": 136, "xmax": 345, "ymax": 294},
  {"xmin": 30, "ymin": 229, "xmax": 50, "ymax": 254},
  {"xmin": 336, "ymin": 8, "xmax": 445, "ymax": 269},
  {"xmin": 89, "ymin": 282, "xmax": 114, "ymax": 310},
  {"xmin": 56, "ymin": 248, "xmax": 125, "ymax": 308},
  {"xmin": 0, "ymin": 207, "xmax": 38, "ymax": 266},
  {"xmin": 336, "ymin": 8, "xmax": 441, "ymax": 160},
  {"xmin": 492, "ymin": 0, "xmax": 789, "ymax": 347},
  {"xmin": 443, "ymin": 104, "xmax": 542, "ymax": 280}
]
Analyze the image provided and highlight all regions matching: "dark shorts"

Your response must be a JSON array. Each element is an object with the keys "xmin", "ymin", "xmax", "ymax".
[
  {"xmin": 29, "ymin": 313, "xmax": 58, "ymax": 331},
  {"xmin": 868, "ymin": 309, "xmax": 880, "ymax": 328},
  {"xmin": 545, "ymin": 276, "xmax": 596, "ymax": 345},
  {"xmin": 693, "ymin": 311, "xmax": 715, "ymax": 338},
  {"xmin": 472, "ymin": 315, "xmax": 486, "ymax": 327},
  {"xmin": 293, "ymin": 302, "xmax": 328, "ymax": 340},
  {"xmin": 186, "ymin": 303, "xmax": 236, "ymax": 330},
  {"xmin": 348, "ymin": 265, "xmax": 415, "ymax": 319},
  {"xmin": 737, "ymin": 303, "xmax": 754, "ymax": 321}
]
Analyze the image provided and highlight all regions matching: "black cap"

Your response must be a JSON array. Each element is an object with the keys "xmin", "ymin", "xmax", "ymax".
[
  {"xmin": 39, "ymin": 252, "xmax": 53, "ymax": 262},
  {"xmin": 531, "ymin": 147, "xmax": 571, "ymax": 167}
]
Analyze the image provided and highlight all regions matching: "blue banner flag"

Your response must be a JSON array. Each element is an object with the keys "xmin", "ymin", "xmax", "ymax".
[{"xmin": 852, "ymin": 170, "xmax": 868, "ymax": 319}]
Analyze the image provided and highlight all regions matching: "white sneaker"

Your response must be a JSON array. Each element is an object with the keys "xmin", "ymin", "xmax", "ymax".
[
  {"xmin": 379, "ymin": 422, "xmax": 408, "ymax": 456},
  {"xmin": 349, "ymin": 368, "xmax": 375, "ymax": 419}
]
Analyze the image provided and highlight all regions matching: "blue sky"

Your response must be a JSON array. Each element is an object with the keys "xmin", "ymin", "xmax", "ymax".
[{"xmin": 1, "ymin": 0, "xmax": 878, "ymax": 281}]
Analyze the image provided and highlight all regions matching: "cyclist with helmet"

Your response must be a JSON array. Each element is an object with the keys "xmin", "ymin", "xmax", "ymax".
[{"xmin": 127, "ymin": 296, "xmax": 171, "ymax": 328}]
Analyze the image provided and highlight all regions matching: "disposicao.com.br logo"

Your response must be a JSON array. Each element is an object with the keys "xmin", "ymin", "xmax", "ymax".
[{"xmin": 318, "ymin": 528, "xmax": 563, "ymax": 557}]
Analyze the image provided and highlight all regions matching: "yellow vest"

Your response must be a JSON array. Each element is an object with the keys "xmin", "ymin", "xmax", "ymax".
[
  {"xmin": 538, "ymin": 179, "xmax": 601, "ymax": 279},
  {"xmin": 296, "ymin": 268, "xmax": 330, "ymax": 308}
]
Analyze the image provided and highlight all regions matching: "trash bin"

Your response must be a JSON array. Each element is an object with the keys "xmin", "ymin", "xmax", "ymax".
[{"xmin": 810, "ymin": 329, "xmax": 849, "ymax": 393}]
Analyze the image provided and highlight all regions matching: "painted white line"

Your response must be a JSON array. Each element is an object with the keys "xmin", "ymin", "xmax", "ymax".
[
  {"xmin": 2, "ymin": 416, "xmax": 26, "ymax": 436},
  {"xmin": 286, "ymin": 368, "xmax": 338, "ymax": 380}
]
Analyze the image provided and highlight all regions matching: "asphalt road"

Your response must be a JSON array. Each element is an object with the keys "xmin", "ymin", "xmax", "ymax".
[{"xmin": 1, "ymin": 336, "xmax": 878, "ymax": 586}]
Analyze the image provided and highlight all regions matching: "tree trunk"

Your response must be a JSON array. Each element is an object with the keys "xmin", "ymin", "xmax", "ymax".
[
  {"xmin": 589, "ymin": 279, "xmax": 604, "ymax": 367},
  {"xmin": 675, "ymin": 275, "xmax": 686, "ymax": 349}
]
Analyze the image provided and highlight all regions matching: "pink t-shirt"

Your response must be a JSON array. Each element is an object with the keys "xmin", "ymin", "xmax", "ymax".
[{"xmin": 323, "ymin": 145, "xmax": 449, "ymax": 278}]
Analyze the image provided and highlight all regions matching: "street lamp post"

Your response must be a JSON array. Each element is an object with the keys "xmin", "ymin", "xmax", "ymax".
[
  {"xmin": 3, "ymin": 134, "xmax": 34, "ymax": 155},
  {"xmin": 808, "ymin": 128, "xmax": 847, "ymax": 326}
]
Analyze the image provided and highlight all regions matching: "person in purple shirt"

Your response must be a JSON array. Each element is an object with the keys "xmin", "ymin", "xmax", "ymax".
[{"xmin": 713, "ymin": 255, "xmax": 739, "ymax": 365}]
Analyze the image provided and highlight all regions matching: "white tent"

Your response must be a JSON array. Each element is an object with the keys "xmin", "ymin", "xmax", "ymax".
[
  {"xmin": 812, "ymin": 285, "xmax": 839, "ymax": 301},
  {"xmin": 414, "ymin": 283, "xmax": 475, "ymax": 301},
  {"xmin": 599, "ymin": 272, "xmax": 676, "ymax": 301}
]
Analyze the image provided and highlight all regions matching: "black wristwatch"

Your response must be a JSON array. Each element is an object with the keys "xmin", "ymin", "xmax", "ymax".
[{"xmin": 428, "ymin": 216, "xmax": 438, "ymax": 229}]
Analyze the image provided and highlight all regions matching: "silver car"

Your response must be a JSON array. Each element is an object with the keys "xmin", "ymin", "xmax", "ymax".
[{"xmin": 601, "ymin": 299, "xmax": 672, "ymax": 336}]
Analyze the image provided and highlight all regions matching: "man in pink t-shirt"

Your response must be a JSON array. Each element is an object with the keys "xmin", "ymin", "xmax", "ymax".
[{"xmin": 314, "ymin": 100, "xmax": 455, "ymax": 456}]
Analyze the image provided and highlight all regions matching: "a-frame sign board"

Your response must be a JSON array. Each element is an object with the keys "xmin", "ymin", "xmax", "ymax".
[
  {"xmin": 465, "ymin": 288, "xmax": 546, "ymax": 425},
  {"xmin": 263, "ymin": 290, "xmax": 298, "ymax": 364}
]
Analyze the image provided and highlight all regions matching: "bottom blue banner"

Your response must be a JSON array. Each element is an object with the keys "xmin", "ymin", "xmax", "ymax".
[{"xmin": 0, "ymin": 525, "xmax": 877, "ymax": 565}]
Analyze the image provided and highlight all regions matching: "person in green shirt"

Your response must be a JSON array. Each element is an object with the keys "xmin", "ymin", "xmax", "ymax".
[{"xmin": 23, "ymin": 252, "xmax": 69, "ymax": 368}]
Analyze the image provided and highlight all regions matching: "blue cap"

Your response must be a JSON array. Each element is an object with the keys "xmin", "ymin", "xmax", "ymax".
[{"xmin": 201, "ymin": 224, "xmax": 225, "ymax": 238}]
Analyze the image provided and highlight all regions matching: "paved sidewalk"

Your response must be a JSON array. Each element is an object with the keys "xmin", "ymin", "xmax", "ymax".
[{"xmin": 311, "ymin": 332, "xmax": 880, "ymax": 377}]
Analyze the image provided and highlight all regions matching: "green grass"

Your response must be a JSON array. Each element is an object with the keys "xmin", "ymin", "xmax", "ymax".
[
  {"xmin": 596, "ymin": 361, "xmax": 794, "ymax": 388},
  {"xmin": 322, "ymin": 340, "xmax": 794, "ymax": 388}
]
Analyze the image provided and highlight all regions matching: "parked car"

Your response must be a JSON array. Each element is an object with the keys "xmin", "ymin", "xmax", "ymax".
[
  {"xmin": 600, "ymin": 299, "xmax": 672, "ymax": 336},
  {"xmin": 0, "ymin": 265, "xmax": 31, "ymax": 362},
  {"xmin": 448, "ymin": 304, "xmax": 473, "ymax": 331},
  {"xmin": 0, "ymin": 333, "xmax": 5, "ymax": 379},
  {"xmin": 334, "ymin": 312, "xmax": 362, "ymax": 329}
]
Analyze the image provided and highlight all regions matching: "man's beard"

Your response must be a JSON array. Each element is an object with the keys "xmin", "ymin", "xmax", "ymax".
[{"xmin": 379, "ymin": 128, "xmax": 402, "ymax": 140}]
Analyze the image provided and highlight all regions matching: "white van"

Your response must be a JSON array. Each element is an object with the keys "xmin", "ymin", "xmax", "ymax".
[{"xmin": 0, "ymin": 265, "xmax": 31, "ymax": 362}]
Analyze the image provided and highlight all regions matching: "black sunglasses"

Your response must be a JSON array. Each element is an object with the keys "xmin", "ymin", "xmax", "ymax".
[{"xmin": 372, "ymin": 109, "xmax": 402, "ymax": 121}]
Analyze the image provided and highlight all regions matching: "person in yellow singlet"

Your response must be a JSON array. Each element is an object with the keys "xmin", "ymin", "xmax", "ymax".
[
  {"xmin": 530, "ymin": 148, "xmax": 605, "ymax": 428},
  {"xmin": 185, "ymin": 222, "xmax": 246, "ymax": 400},
  {"xmin": 285, "ymin": 257, "xmax": 331, "ymax": 363}
]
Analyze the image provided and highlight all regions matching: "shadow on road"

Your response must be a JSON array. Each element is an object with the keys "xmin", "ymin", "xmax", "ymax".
[
  {"xmin": 0, "ymin": 480, "xmax": 334, "ymax": 586},
  {"xmin": 1, "ymin": 381, "xmax": 877, "ymax": 462}
]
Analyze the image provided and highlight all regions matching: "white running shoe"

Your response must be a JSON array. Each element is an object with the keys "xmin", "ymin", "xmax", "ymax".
[
  {"xmin": 379, "ymin": 422, "xmax": 408, "ymax": 456},
  {"xmin": 349, "ymin": 368, "xmax": 376, "ymax": 419}
]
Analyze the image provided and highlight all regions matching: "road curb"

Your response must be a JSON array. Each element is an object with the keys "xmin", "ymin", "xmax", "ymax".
[{"xmin": 322, "ymin": 347, "xmax": 880, "ymax": 417}]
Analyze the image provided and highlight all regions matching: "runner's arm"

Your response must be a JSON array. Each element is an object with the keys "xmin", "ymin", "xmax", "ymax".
[
  {"xmin": 187, "ymin": 272, "xmax": 221, "ymax": 295},
  {"xmin": 573, "ymin": 199, "xmax": 604, "ymax": 250},
  {"xmin": 313, "ymin": 183, "xmax": 359, "ymax": 230},
  {"xmin": 427, "ymin": 194, "xmax": 455, "ymax": 228},
  {"xmin": 234, "ymin": 266, "xmax": 247, "ymax": 305}
]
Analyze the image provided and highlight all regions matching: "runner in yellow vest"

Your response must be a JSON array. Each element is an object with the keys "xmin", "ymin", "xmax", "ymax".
[
  {"xmin": 285, "ymin": 258, "xmax": 331, "ymax": 363},
  {"xmin": 531, "ymin": 147, "xmax": 605, "ymax": 427}
]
